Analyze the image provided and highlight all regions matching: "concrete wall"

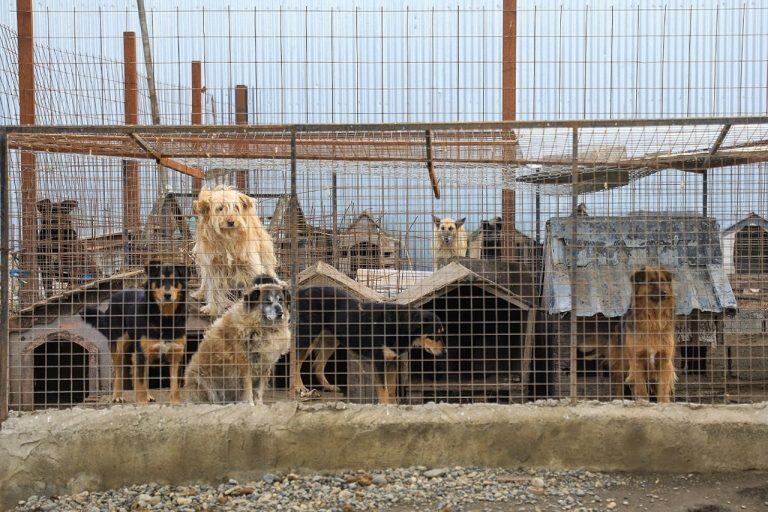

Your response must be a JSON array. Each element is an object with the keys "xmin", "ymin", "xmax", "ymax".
[{"xmin": 2, "ymin": 401, "xmax": 768, "ymax": 509}]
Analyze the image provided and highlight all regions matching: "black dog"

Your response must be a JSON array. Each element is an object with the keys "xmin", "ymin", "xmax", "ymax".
[
  {"xmin": 82, "ymin": 261, "xmax": 188, "ymax": 404},
  {"xmin": 294, "ymin": 286, "xmax": 446, "ymax": 403},
  {"xmin": 36, "ymin": 198, "xmax": 97, "ymax": 295}
]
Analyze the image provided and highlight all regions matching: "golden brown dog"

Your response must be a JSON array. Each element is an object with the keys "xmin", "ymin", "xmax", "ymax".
[
  {"xmin": 192, "ymin": 185, "xmax": 279, "ymax": 317},
  {"xmin": 184, "ymin": 277, "xmax": 291, "ymax": 405},
  {"xmin": 432, "ymin": 216, "xmax": 468, "ymax": 269},
  {"xmin": 581, "ymin": 266, "xmax": 677, "ymax": 402}
]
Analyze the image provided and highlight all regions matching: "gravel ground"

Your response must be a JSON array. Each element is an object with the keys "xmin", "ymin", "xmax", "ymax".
[{"xmin": 10, "ymin": 468, "xmax": 768, "ymax": 512}]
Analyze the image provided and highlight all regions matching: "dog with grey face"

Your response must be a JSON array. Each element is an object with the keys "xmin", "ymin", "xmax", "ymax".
[
  {"xmin": 432, "ymin": 215, "xmax": 468, "ymax": 269},
  {"xmin": 184, "ymin": 276, "xmax": 291, "ymax": 405}
]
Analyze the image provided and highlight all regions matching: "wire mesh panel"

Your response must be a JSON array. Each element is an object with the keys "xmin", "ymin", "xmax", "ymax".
[{"xmin": 2, "ymin": 119, "xmax": 768, "ymax": 411}]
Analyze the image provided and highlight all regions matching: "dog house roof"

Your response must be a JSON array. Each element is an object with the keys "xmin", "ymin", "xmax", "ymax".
[
  {"xmin": 393, "ymin": 260, "xmax": 535, "ymax": 309},
  {"xmin": 544, "ymin": 215, "xmax": 737, "ymax": 317},
  {"xmin": 722, "ymin": 212, "xmax": 768, "ymax": 236},
  {"xmin": 297, "ymin": 261, "xmax": 385, "ymax": 302}
]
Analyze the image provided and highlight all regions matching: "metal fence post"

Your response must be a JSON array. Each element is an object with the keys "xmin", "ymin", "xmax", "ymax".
[
  {"xmin": 289, "ymin": 128, "xmax": 299, "ymax": 400},
  {"xmin": 569, "ymin": 126, "xmax": 579, "ymax": 402},
  {"xmin": 1, "ymin": 133, "xmax": 9, "ymax": 422}
]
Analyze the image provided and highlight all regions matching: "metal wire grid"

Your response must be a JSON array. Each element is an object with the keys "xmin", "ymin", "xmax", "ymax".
[{"xmin": 1, "ymin": 119, "xmax": 768, "ymax": 412}]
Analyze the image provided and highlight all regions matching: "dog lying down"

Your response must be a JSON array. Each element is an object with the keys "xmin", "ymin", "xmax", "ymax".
[
  {"xmin": 184, "ymin": 276, "xmax": 291, "ymax": 405},
  {"xmin": 294, "ymin": 286, "xmax": 446, "ymax": 404}
]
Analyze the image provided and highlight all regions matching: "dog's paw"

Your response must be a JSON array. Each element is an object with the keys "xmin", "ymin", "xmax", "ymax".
[
  {"xmin": 110, "ymin": 396, "xmax": 125, "ymax": 404},
  {"xmin": 147, "ymin": 394, "xmax": 156, "ymax": 403},
  {"xmin": 322, "ymin": 384, "xmax": 342, "ymax": 394},
  {"xmin": 299, "ymin": 388, "xmax": 321, "ymax": 401}
]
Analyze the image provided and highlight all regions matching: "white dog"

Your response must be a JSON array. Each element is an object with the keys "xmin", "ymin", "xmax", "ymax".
[
  {"xmin": 192, "ymin": 185, "xmax": 279, "ymax": 316},
  {"xmin": 432, "ymin": 215, "xmax": 468, "ymax": 269}
]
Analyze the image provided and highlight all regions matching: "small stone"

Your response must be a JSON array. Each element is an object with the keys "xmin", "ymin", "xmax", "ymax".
[
  {"xmin": 622, "ymin": 500, "xmax": 629, "ymax": 505},
  {"xmin": 147, "ymin": 496, "xmax": 161, "ymax": 505},
  {"xmin": 217, "ymin": 496, "xmax": 229, "ymax": 505},
  {"xmin": 607, "ymin": 502, "xmax": 617, "ymax": 509},
  {"xmin": 136, "ymin": 493, "xmax": 152, "ymax": 503},
  {"xmin": 262, "ymin": 473, "xmax": 276, "ymax": 484},
  {"xmin": 528, "ymin": 486, "xmax": 545, "ymax": 495},
  {"xmin": 424, "ymin": 468, "xmax": 448, "ymax": 478},
  {"xmin": 530, "ymin": 477, "xmax": 546, "ymax": 488},
  {"xmin": 176, "ymin": 497, "xmax": 192, "ymax": 505},
  {"xmin": 225, "ymin": 485, "xmax": 255, "ymax": 496},
  {"xmin": 372, "ymin": 474, "xmax": 388, "ymax": 486},
  {"xmin": 338, "ymin": 489, "xmax": 353, "ymax": 499}
]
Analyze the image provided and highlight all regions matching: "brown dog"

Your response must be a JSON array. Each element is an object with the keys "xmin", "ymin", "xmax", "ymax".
[
  {"xmin": 578, "ymin": 266, "xmax": 677, "ymax": 403},
  {"xmin": 612, "ymin": 266, "xmax": 677, "ymax": 402}
]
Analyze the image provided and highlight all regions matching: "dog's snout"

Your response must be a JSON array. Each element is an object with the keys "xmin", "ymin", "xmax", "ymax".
[
  {"xmin": 163, "ymin": 292, "xmax": 173, "ymax": 300},
  {"xmin": 226, "ymin": 220, "xmax": 236, "ymax": 227}
]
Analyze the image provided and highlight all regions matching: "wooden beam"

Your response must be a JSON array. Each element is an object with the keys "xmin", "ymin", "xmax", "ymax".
[
  {"xmin": 17, "ymin": 0, "xmax": 39, "ymax": 304},
  {"xmin": 191, "ymin": 61, "xmax": 203, "ymax": 194},
  {"xmin": 710, "ymin": 123, "xmax": 732, "ymax": 155},
  {"xmin": 130, "ymin": 133, "xmax": 204, "ymax": 180},
  {"xmin": 425, "ymin": 130, "xmax": 440, "ymax": 199},
  {"xmin": 235, "ymin": 84, "xmax": 248, "ymax": 191},
  {"xmin": 123, "ymin": 32, "xmax": 141, "ymax": 239},
  {"xmin": 501, "ymin": 0, "xmax": 517, "ymax": 263}
]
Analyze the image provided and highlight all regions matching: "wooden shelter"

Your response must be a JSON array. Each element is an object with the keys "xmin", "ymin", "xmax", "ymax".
[{"xmin": 337, "ymin": 211, "xmax": 402, "ymax": 278}]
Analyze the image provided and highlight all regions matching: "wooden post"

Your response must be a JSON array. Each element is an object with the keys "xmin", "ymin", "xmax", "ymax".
[
  {"xmin": 191, "ymin": 61, "xmax": 203, "ymax": 195},
  {"xmin": 1, "ymin": 134, "xmax": 9, "ymax": 422},
  {"xmin": 17, "ymin": 0, "xmax": 39, "ymax": 304},
  {"xmin": 501, "ymin": 0, "xmax": 517, "ymax": 262},
  {"xmin": 235, "ymin": 85, "xmax": 248, "ymax": 191},
  {"xmin": 123, "ymin": 32, "xmax": 140, "ymax": 241}
]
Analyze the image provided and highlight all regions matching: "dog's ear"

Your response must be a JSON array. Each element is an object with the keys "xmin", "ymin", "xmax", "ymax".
[
  {"xmin": 146, "ymin": 260, "xmax": 162, "ymax": 278},
  {"xmin": 192, "ymin": 190, "xmax": 211, "ymax": 215},
  {"xmin": 244, "ymin": 286, "xmax": 262, "ymax": 308},
  {"xmin": 432, "ymin": 215, "xmax": 442, "ymax": 228},
  {"xmin": 660, "ymin": 268, "xmax": 674, "ymax": 283},
  {"xmin": 456, "ymin": 218, "xmax": 466, "ymax": 229},
  {"xmin": 239, "ymin": 193, "xmax": 256, "ymax": 211},
  {"xmin": 60, "ymin": 199, "xmax": 78, "ymax": 212},
  {"xmin": 174, "ymin": 264, "xmax": 189, "ymax": 281},
  {"xmin": 36, "ymin": 199, "xmax": 52, "ymax": 213},
  {"xmin": 631, "ymin": 267, "xmax": 648, "ymax": 284}
]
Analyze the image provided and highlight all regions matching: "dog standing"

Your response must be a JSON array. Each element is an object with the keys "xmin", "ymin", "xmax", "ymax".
[
  {"xmin": 82, "ymin": 261, "xmax": 188, "ymax": 404},
  {"xmin": 432, "ymin": 216, "xmax": 467, "ymax": 269},
  {"xmin": 295, "ymin": 286, "xmax": 446, "ymax": 404},
  {"xmin": 192, "ymin": 185, "xmax": 278, "ymax": 317},
  {"xmin": 184, "ymin": 276, "xmax": 291, "ymax": 405}
]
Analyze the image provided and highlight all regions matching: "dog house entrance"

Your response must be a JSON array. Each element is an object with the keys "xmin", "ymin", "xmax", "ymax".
[
  {"xmin": 735, "ymin": 225, "xmax": 768, "ymax": 274},
  {"xmin": 33, "ymin": 339, "xmax": 89, "ymax": 408}
]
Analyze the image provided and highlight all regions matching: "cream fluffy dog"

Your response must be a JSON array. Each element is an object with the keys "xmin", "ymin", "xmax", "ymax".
[
  {"xmin": 184, "ymin": 277, "xmax": 291, "ymax": 404},
  {"xmin": 192, "ymin": 185, "xmax": 278, "ymax": 317},
  {"xmin": 432, "ymin": 216, "xmax": 468, "ymax": 269}
]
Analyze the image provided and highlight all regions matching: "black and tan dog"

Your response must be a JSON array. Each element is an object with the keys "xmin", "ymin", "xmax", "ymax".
[
  {"xmin": 82, "ymin": 261, "xmax": 189, "ymax": 404},
  {"xmin": 295, "ymin": 286, "xmax": 446, "ymax": 404}
]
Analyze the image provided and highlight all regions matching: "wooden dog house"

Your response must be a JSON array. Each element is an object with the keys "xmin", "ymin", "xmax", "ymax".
[
  {"xmin": 337, "ymin": 212, "xmax": 402, "ymax": 278},
  {"xmin": 393, "ymin": 258, "xmax": 541, "ymax": 403}
]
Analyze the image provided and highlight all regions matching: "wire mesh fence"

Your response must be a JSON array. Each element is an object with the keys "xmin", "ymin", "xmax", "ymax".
[
  {"xmin": 3, "ymin": 1, "xmax": 768, "ymax": 417},
  {"xmin": 2, "ymin": 118, "xmax": 768, "ymax": 411}
]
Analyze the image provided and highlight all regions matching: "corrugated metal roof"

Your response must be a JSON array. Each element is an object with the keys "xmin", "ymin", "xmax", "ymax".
[{"xmin": 544, "ymin": 215, "xmax": 737, "ymax": 317}]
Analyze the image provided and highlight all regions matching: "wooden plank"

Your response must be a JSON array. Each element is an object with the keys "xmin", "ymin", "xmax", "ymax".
[
  {"xmin": 425, "ymin": 130, "xmax": 440, "ymax": 199},
  {"xmin": 520, "ymin": 307, "xmax": 538, "ymax": 388},
  {"xmin": 501, "ymin": 0, "xmax": 517, "ymax": 263},
  {"xmin": 130, "ymin": 133, "xmax": 204, "ymax": 179},
  {"xmin": 191, "ymin": 61, "xmax": 203, "ymax": 194},
  {"xmin": 235, "ymin": 85, "xmax": 249, "ymax": 190},
  {"xmin": 17, "ymin": 0, "xmax": 39, "ymax": 305}
]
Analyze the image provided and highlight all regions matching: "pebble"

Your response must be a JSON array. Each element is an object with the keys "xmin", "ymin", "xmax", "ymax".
[{"xmin": 7, "ymin": 468, "xmax": 636, "ymax": 512}]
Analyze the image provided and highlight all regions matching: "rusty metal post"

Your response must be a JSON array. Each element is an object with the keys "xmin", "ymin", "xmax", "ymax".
[
  {"xmin": 17, "ymin": 0, "xmax": 39, "ymax": 304},
  {"xmin": 1, "ymin": 133, "xmax": 9, "ymax": 423},
  {"xmin": 501, "ymin": 0, "xmax": 517, "ymax": 262},
  {"xmin": 123, "ymin": 32, "xmax": 141, "ymax": 244},
  {"xmin": 235, "ymin": 85, "xmax": 249, "ymax": 191},
  {"xmin": 289, "ymin": 129, "xmax": 299, "ymax": 400},
  {"xmin": 569, "ymin": 127, "xmax": 579, "ymax": 401},
  {"xmin": 191, "ymin": 61, "xmax": 203, "ymax": 195}
]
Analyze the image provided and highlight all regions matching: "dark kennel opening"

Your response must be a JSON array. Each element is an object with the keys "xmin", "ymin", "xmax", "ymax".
[
  {"xmin": 410, "ymin": 285, "xmax": 525, "ymax": 398},
  {"xmin": 348, "ymin": 241, "xmax": 380, "ymax": 276},
  {"xmin": 735, "ymin": 225, "xmax": 768, "ymax": 275},
  {"xmin": 33, "ymin": 339, "xmax": 88, "ymax": 407}
]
